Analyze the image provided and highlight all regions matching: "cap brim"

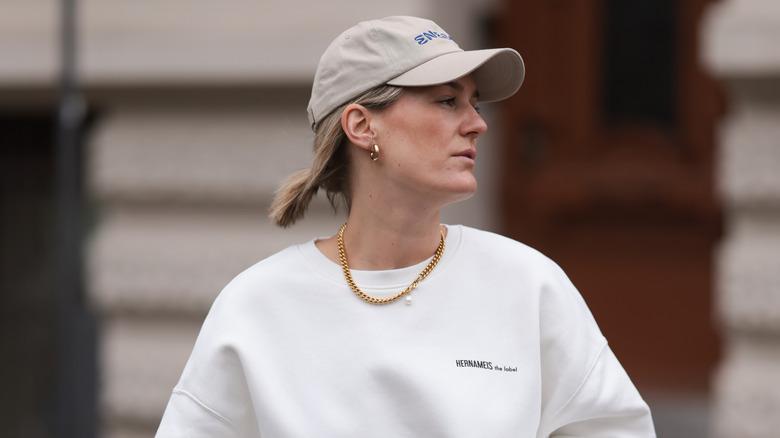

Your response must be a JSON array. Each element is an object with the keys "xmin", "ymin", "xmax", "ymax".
[{"xmin": 386, "ymin": 48, "xmax": 525, "ymax": 102}]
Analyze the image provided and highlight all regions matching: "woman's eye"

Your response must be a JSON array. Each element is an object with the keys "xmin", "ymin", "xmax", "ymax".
[
  {"xmin": 441, "ymin": 98, "xmax": 456, "ymax": 107},
  {"xmin": 473, "ymin": 105, "xmax": 482, "ymax": 114}
]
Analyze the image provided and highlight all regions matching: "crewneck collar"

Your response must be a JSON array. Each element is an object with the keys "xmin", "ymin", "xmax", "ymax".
[{"xmin": 298, "ymin": 224, "xmax": 463, "ymax": 296}]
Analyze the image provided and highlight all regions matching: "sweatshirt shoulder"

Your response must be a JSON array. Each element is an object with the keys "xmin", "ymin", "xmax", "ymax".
[
  {"xmin": 207, "ymin": 243, "xmax": 307, "ymax": 310},
  {"xmin": 454, "ymin": 225, "xmax": 574, "ymax": 290},
  {"xmin": 228, "ymin": 244, "xmax": 303, "ymax": 286},
  {"xmin": 458, "ymin": 226, "xmax": 553, "ymax": 265}
]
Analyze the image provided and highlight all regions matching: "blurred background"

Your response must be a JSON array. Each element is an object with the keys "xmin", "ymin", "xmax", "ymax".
[{"xmin": 1, "ymin": 0, "xmax": 779, "ymax": 437}]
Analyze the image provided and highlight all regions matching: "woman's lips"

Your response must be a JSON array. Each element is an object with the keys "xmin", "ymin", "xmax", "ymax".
[{"xmin": 454, "ymin": 148, "xmax": 477, "ymax": 161}]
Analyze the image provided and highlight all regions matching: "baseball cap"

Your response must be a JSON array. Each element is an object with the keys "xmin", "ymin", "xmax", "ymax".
[{"xmin": 307, "ymin": 16, "xmax": 525, "ymax": 130}]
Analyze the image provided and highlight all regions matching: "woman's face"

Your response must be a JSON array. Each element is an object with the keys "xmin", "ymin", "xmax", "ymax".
[{"xmin": 371, "ymin": 74, "xmax": 488, "ymax": 206}]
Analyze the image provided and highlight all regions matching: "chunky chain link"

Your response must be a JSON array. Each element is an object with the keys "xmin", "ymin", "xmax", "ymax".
[{"xmin": 337, "ymin": 222, "xmax": 445, "ymax": 305}]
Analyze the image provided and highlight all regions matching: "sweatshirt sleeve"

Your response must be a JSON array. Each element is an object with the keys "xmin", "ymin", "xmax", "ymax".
[
  {"xmin": 536, "ymin": 262, "xmax": 655, "ymax": 438},
  {"xmin": 156, "ymin": 388, "xmax": 243, "ymax": 437},
  {"xmin": 155, "ymin": 279, "xmax": 262, "ymax": 438},
  {"xmin": 539, "ymin": 344, "xmax": 656, "ymax": 437}
]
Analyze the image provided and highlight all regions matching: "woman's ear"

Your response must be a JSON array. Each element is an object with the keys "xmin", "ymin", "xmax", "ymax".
[{"xmin": 341, "ymin": 104, "xmax": 374, "ymax": 152}]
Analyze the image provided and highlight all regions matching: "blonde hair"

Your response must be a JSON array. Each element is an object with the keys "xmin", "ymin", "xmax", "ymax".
[{"xmin": 269, "ymin": 85, "xmax": 405, "ymax": 227}]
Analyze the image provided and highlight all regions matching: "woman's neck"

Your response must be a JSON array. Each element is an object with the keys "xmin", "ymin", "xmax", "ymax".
[
  {"xmin": 316, "ymin": 200, "xmax": 445, "ymax": 271},
  {"xmin": 344, "ymin": 208, "xmax": 444, "ymax": 270}
]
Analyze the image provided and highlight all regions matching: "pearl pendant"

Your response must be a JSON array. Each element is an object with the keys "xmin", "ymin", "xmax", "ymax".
[{"xmin": 405, "ymin": 294, "xmax": 412, "ymax": 305}]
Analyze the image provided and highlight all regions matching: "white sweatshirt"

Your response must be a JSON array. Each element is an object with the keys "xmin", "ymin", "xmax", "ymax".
[{"xmin": 157, "ymin": 225, "xmax": 655, "ymax": 437}]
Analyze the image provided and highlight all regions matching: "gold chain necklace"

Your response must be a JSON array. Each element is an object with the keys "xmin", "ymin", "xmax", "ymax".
[{"xmin": 337, "ymin": 222, "xmax": 445, "ymax": 305}]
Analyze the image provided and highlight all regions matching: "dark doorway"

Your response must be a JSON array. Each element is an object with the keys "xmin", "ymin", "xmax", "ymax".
[{"xmin": 494, "ymin": 0, "xmax": 722, "ymax": 393}]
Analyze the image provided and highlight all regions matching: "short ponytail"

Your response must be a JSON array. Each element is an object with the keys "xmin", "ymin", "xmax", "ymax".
[
  {"xmin": 269, "ymin": 85, "xmax": 404, "ymax": 227},
  {"xmin": 267, "ymin": 167, "xmax": 319, "ymax": 229}
]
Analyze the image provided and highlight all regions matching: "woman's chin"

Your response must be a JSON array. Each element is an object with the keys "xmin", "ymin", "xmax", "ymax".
[{"xmin": 443, "ymin": 180, "xmax": 478, "ymax": 204}]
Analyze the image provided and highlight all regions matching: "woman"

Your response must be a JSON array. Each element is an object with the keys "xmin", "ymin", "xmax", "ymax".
[{"xmin": 157, "ymin": 16, "xmax": 655, "ymax": 437}]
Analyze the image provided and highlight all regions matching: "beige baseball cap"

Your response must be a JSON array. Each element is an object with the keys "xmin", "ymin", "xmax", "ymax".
[{"xmin": 307, "ymin": 16, "xmax": 525, "ymax": 130}]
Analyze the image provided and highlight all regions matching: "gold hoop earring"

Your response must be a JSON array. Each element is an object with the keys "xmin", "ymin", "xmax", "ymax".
[{"xmin": 369, "ymin": 143, "xmax": 379, "ymax": 161}]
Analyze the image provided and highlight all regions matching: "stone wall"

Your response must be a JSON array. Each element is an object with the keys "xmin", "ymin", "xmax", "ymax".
[
  {"xmin": 86, "ymin": 94, "xmax": 345, "ymax": 436},
  {"xmin": 702, "ymin": 1, "xmax": 780, "ymax": 437}
]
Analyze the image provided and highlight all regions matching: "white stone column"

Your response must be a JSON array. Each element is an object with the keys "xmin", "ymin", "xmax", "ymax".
[{"xmin": 702, "ymin": 1, "xmax": 780, "ymax": 437}]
